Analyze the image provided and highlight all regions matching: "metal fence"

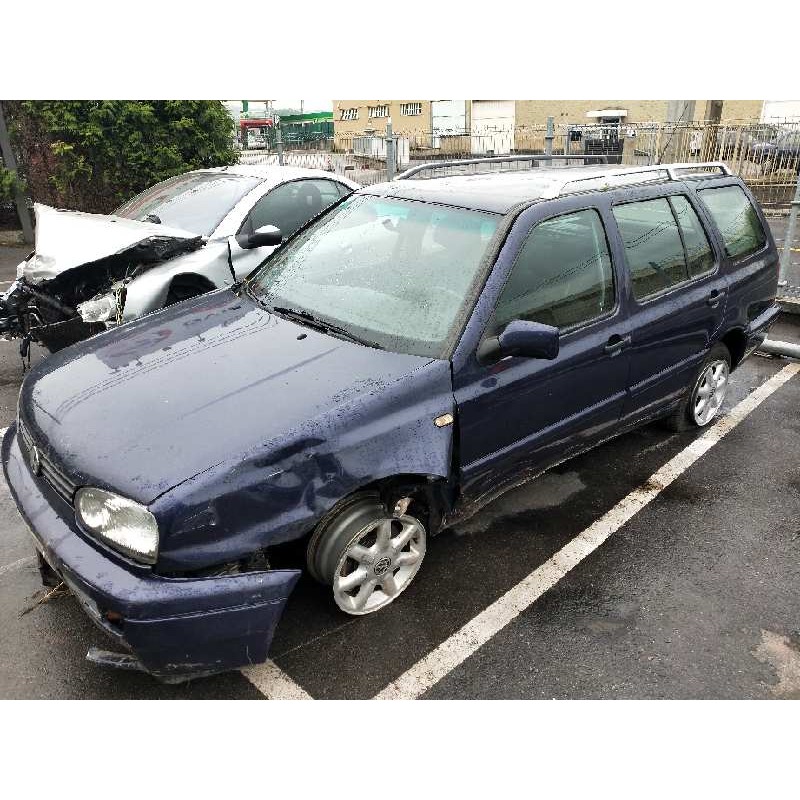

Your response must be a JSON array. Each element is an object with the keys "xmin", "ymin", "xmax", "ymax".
[
  {"xmin": 238, "ymin": 148, "xmax": 390, "ymax": 186},
  {"xmin": 240, "ymin": 118, "xmax": 800, "ymax": 207},
  {"xmin": 396, "ymin": 120, "xmax": 800, "ymax": 209}
]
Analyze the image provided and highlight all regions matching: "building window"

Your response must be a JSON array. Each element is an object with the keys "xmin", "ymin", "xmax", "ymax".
[
  {"xmin": 400, "ymin": 102, "xmax": 422, "ymax": 117},
  {"xmin": 340, "ymin": 108, "xmax": 359, "ymax": 121},
  {"xmin": 368, "ymin": 105, "xmax": 389, "ymax": 119}
]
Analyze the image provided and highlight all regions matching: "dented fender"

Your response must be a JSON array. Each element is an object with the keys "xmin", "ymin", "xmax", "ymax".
[
  {"xmin": 152, "ymin": 358, "xmax": 456, "ymax": 572},
  {"xmin": 119, "ymin": 241, "xmax": 234, "ymax": 320}
]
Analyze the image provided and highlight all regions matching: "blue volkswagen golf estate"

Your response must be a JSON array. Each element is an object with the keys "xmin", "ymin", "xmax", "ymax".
[{"xmin": 2, "ymin": 160, "xmax": 779, "ymax": 679}]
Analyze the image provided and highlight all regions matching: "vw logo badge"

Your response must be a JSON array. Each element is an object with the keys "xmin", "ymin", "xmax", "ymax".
[
  {"xmin": 373, "ymin": 556, "xmax": 392, "ymax": 577},
  {"xmin": 29, "ymin": 445, "xmax": 41, "ymax": 476}
]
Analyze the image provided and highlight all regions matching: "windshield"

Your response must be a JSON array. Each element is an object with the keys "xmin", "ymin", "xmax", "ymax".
[
  {"xmin": 248, "ymin": 195, "xmax": 500, "ymax": 358},
  {"xmin": 114, "ymin": 172, "xmax": 261, "ymax": 236}
]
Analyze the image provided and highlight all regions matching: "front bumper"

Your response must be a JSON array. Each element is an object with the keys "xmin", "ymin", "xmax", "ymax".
[{"xmin": 2, "ymin": 424, "xmax": 301, "ymax": 679}]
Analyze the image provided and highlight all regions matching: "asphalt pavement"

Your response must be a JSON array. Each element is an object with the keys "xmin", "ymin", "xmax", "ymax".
[{"xmin": 1, "ymin": 237, "xmax": 799, "ymax": 700}]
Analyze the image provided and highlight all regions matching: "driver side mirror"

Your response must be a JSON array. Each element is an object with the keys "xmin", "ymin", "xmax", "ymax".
[
  {"xmin": 477, "ymin": 319, "xmax": 560, "ymax": 363},
  {"xmin": 236, "ymin": 224, "xmax": 283, "ymax": 250}
]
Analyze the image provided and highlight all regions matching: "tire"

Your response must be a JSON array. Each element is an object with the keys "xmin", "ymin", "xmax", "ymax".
[
  {"xmin": 663, "ymin": 343, "xmax": 731, "ymax": 432},
  {"xmin": 306, "ymin": 491, "xmax": 427, "ymax": 616}
]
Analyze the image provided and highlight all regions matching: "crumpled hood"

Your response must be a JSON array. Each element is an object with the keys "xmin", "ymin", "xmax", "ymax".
[
  {"xmin": 20, "ymin": 290, "xmax": 439, "ymax": 504},
  {"xmin": 20, "ymin": 203, "xmax": 203, "ymax": 284}
]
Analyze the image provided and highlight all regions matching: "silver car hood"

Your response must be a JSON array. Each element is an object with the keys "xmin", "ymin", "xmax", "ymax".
[{"xmin": 20, "ymin": 203, "xmax": 204, "ymax": 284}]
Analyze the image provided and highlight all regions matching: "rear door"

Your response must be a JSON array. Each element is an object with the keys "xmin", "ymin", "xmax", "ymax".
[
  {"xmin": 452, "ymin": 197, "xmax": 631, "ymax": 506},
  {"xmin": 609, "ymin": 184, "xmax": 727, "ymax": 424},
  {"xmin": 695, "ymin": 181, "xmax": 776, "ymax": 346}
]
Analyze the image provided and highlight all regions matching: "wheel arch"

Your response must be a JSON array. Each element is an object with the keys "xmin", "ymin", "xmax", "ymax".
[
  {"xmin": 321, "ymin": 472, "xmax": 454, "ymax": 538},
  {"xmin": 122, "ymin": 266, "xmax": 221, "ymax": 321},
  {"xmin": 719, "ymin": 327, "xmax": 748, "ymax": 370},
  {"xmin": 166, "ymin": 272, "xmax": 217, "ymax": 300}
]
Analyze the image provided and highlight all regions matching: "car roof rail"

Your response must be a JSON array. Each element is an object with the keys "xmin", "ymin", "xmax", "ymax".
[
  {"xmin": 553, "ymin": 161, "xmax": 732, "ymax": 197},
  {"xmin": 394, "ymin": 157, "xmax": 733, "ymax": 195},
  {"xmin": 394, "ymin": 154, "xmax": 612, "ymax": 180}
]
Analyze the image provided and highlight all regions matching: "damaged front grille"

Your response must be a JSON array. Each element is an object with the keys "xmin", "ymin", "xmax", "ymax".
[{"xmin": 18, "ymin": 418, "xmax": 79, "ymax": 503}]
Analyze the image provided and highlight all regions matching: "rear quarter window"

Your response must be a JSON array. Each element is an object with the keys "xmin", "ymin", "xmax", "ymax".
[{"xmin": 698, "ymin": 185, "xmax": 767, "ymax": 260}]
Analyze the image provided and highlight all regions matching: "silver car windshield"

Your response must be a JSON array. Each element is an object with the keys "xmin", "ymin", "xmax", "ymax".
[
  {"xmin": 115, "ymin": 172, "xmax": 261, "ymax": 236},
  {"xmin": 248, "ymin": 195, "xmax": 500, "ymax": 358}
]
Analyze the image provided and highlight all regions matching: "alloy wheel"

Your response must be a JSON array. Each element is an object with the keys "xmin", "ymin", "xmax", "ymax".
[
  {"xmin": 332, "ymin": 514, "xmax": 426, "ymax": 615},
  {"xmin": 692, "ymin": 359, "xmax": 729, "ymax": 426}
]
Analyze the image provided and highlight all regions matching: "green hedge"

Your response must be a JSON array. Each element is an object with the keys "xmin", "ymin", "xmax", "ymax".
[
  {"xmin": 6, "ymin": 101, "xmax": 237, "ymax": 213},
  {"xmin": 0, "ymin": 165, "xmax": 17, "ymax": 202}
]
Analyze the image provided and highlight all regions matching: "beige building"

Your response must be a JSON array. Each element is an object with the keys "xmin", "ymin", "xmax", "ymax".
[
  {"xmin": 333, "ymin": 99, "xmax": 766, "ymax": 156},
  {"xmin": 333, "ymin": 100, "xmax": 432, "ymax": 139},
  {"xmin": 514, "ymin": 100, "xmax": 764, "ymax": 128}
]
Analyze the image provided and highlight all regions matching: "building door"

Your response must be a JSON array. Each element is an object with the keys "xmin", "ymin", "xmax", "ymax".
[{"xmin": 470, "ymin": 100, "xmax": 515, "ymax": 155}]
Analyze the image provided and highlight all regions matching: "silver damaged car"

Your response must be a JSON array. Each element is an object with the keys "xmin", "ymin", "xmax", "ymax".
[{"xmin": 0, "ymin": 165, "xmax": 359, "ymax": 352}]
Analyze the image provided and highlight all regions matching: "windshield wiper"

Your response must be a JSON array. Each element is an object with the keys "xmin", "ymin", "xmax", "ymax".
[{"xmin": 271, "ymin": 306, "xmax": 377, "ymax": 348}]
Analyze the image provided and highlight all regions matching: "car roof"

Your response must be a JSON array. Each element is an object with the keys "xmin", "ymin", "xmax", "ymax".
[
  {"xmin": 357, "ymin": 167, "xmax": 620, "ymax": 214},
  {"xmin": 359, "ymin": 163, "xmax": 734, "ymax": 214},
  {"xmin": 198, "ymin": 164, "xmax": 361, "ymax": 188}
]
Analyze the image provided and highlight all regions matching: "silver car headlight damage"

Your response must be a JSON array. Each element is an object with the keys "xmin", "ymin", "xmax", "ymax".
[
  {"xmin": 75, "ymin": 487, "xmax": 159, "ymax": 564},
  {"xmin": 76, "ymin": 286, "xmax": 124, "ymax": 325}
]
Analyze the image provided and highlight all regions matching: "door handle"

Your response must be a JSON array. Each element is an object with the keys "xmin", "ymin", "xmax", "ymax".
[
  {"xmin": 707, "ymin": 289, "xmax": 725, "ymax": 308},
  {"xmin": 604, "ymin": 334, "xmax": 631, "ymax": 356}
]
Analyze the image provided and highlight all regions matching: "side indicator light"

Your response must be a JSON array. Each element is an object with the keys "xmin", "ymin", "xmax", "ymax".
[{"xmin": 434, "ymin": 413, "xmax": 454, "ymax": 427}]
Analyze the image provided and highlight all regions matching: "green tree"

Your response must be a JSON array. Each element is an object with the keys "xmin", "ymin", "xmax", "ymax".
[
  {"xmin": 6, "ymin": 101, "xmax": 237, "ymax": 213},
  {"xmin": 0, "ymin": 165, "xmax": 17, "ymax": 202}
]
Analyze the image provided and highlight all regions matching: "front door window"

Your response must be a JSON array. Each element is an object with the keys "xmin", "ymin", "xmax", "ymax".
[{"xmin": 488, "ymin": 208, "xmax": 615, "ymax": 335}]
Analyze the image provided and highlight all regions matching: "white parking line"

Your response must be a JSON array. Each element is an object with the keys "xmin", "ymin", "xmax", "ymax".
[
  {"xmin": 241, "ymin": 660, "xmax": 313, "ymax": 700},
  {"xmin": 375, "ymin": 363, "xmax": 800, "ymax": 700}
]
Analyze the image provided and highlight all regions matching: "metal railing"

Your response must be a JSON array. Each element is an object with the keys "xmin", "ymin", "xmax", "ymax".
[
  {"xmin": 395, "ymin": 154, "xmax": 612, "ymax": 180},
  {"xmin": 320, "ymin": 119, "xmax": 800, "ymax": 208}
]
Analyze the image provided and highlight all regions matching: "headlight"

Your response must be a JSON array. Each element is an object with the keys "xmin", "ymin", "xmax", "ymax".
[
  {"xmin": 77, "ymin": 293, "xmax": 117, "ymax": 323},
  {"xmin": 75, "ymin": 487, "xmax": 159, "ymax": 564}
]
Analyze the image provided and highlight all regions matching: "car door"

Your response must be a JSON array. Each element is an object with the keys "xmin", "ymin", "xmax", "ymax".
[
  {"xmin": 609, "ymin": 185, "xmax": 727, "ymax": 424},
  {"xmin": 230, "ymin": 179, "xmax": 352, "ymax": 279},
  {"xmin": 452, "ymin": 198, "xmax": 632, "ymax": 507}
]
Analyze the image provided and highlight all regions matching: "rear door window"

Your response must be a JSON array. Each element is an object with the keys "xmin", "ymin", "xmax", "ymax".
[
  {"xmin": 490, "ymin": 208, "xmax": 615, "ymax": 332},
  {"xmin": 698, "ymin": 185, "xmax": 766, "ymax": 260},
  {"xmin": 613, "ymin": 198, "xmax": 688, "ymax": 300}
]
